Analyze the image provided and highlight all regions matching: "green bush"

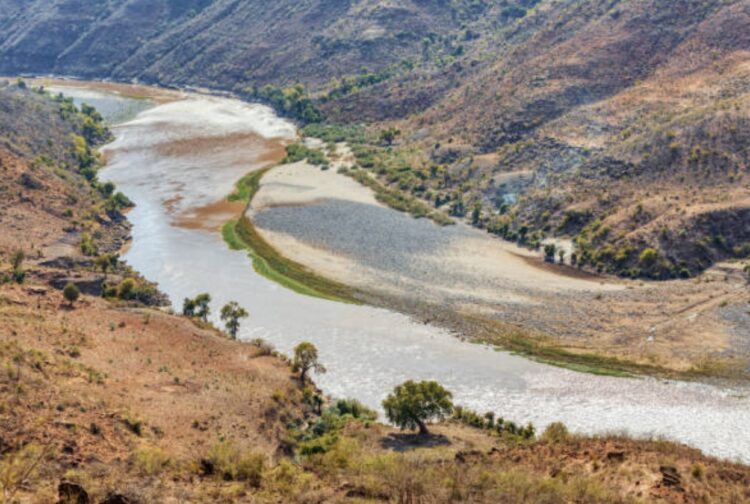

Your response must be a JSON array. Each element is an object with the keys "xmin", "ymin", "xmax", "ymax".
[
  {"xmin": 283, "ymin": 143, "xmax": 329, "ymax": 167},
  {"xmin": 332, "ymin": 399, "xmax": 377, "ymax": 421},
  {"xmin": 639, "ymin": 248, "xmax": 659, "ymax": 266},
  {"xmin": 63, "ymin": 283, "xmax": 80, "ymax": 306}
]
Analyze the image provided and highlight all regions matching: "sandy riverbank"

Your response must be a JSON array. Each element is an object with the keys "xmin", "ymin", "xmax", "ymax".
[{"xmin": 248, "ymin": 145, "xmax": 750, "ymax": 375}]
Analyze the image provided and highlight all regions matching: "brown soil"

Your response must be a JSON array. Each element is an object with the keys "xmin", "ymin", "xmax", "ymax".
[
  {"xmin": 0, "ymin": 283, "xmax": 306, "ymax": 502},
  {"xmin": 0, "ymin": 149, "xmax": 125, "ymax": 263},
  {"xmin": 175, "ymin": 199, "xmax": 246, "ymax": 231},
  {"xmin": 3, "ymin": 282, "xmax": 749, "ymax": 503}
]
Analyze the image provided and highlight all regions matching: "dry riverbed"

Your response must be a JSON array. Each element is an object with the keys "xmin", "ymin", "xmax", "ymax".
[
  {"xmin": 249, "ymin": 144, "xmax": 750, "ymax": 377},
  {"xmin": 42, "ymin": 81, "xmax": 748, "ymax": 463}
]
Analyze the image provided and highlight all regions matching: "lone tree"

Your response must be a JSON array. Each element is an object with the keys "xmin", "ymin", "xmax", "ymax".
[
  {"xmin": 182, "ymin": 297, "xmax": 197, "ymax": 317},
  {"xmin": 95, "ymin": 253, "xmax": 118, "ymax": 279},
  {"xmin": 379, "ymin": 127, "xmax": 401, "ymax": 146},
  {"xmin": 63, "ymin": 282, "xmax": 80, "ymax": 308},
  {"xmin": 220, "ymin": 301, "xmax": 249, "ymax": 340},
  {"xmin": 382, "ymin": 380, "xmax": 453, "ymax": 436},
  {"xmin": 195, "ymin": 293, "xmax": 211, "ymax": 322},
  {"xmin": 292, "ymin": 342, "xmax": 326, "ymax": 385},
  {"xmin": 543, "ymin": 243, "xmax": 557, "ymax": 263}
]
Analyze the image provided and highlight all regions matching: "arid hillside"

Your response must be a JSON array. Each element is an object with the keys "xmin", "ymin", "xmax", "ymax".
[
  {"xmin": 3, "ymin": 0, "xmax": 746, "ymax": 277},
  {"xmin": 2, "ymin": 61, "xmax": 750, "ymax": 504},
  {"xmin": 0, "ymin": 0, "xmax": 475, "ymax": 90}
]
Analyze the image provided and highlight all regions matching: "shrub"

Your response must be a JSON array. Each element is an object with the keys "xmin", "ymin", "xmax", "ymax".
[
  {"xmin": 123, "ymin": 415, "xmax": 143, "ymax": 436},
  {"xmin": 542, "ymin": 422, "xmax": 570, "ymax": 443},
  {"xmin": 117, "ymin": 278, "xmax": 136, "ymax": 300},
  {"xmin": 10, "ymin": 250, "xmax": 24, "ymax": 270},
  {"xmin": 639, "ymin": 248, "xmax": 659, "ymax": 266},
  {"xmin": 543, "ymin": 243, "xmax": 557, "ymax": 263},
  {"xmin": 283, "ymin": 143, "xmax": 328, "ymax": 166},
  {"xmin": 135, "ymin": 446, "xmax": 171, "ymax": 476},
  {"xmin": 80, "ymin": 232, "xmax": 98, "ymax": 256},
  {"xmin": 63, "ymin": 283, "xmax": 80, "ymax": 306},
  {"xmin": 332, "ymin": 399, "xmax": 378, "ymax": 421},
  {"xmin": 250, "ymin": 337, "xmax": 275, "ymax": 356},
  {"xmin": 691, "ymin": 463, "xmax": 704, "ymax": 479},
  {"xmin": 12, "ymin": 268, "xmax": 25, "ymax": 284},
  {"xmin": 207, "ymin": 441, "xmax": 265, "ymax": 487}
]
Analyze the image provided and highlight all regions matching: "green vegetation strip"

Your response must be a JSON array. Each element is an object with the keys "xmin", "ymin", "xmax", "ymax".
[
  {"xmin": 222, "ymin": 169, "xmax": 361, "ymax": 305},
  {"xmin": 342, "ymin": 168, "xmax": 453, "ymax": 226},
  {"xmin": 476, "ymin": 319, "xmax": 748, "ymax": 381}
]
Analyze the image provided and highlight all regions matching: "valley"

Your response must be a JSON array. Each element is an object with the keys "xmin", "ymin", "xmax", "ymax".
[
  {"xmin": 42, "ymin": 81, "xmax": 750, "ymax": 466},
  {"xmin": 2, "ymin": 1, "xmax": 750, "ymax": 501}
]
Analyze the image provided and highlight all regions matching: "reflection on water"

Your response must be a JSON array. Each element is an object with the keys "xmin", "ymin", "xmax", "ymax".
[{"xmin": 53, "ymin": 85, "xmax": 750, "ymax": 463}]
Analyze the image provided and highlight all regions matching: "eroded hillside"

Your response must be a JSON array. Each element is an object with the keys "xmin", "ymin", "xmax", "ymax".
[
  {"xmin": 2, "ymin": 48, "xmax": 750, "ymax": 504},
  {"xmin": 3, "ymin": 0, "xmax": 746, "ymax": 278}
]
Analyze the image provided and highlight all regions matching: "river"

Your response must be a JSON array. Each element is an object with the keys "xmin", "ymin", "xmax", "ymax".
[{"xmin": 51, "ymin": 83, "xmax": 750, "ymax": 463}]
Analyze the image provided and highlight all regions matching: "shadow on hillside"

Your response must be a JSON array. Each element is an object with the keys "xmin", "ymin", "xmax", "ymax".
[{"xmin": 380, "ymin": 432, "xmax": 451, "ymax": 452}]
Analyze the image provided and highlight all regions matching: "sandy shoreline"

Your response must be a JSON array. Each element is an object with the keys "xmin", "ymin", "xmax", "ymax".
[{"xmin": 248, "ymin": 146, "xmax": 750, "ymax": 374}]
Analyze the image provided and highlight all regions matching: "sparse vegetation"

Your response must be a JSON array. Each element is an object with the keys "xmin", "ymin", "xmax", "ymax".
[{"xmin": 182, "ymin": 293, "xmax": 211, "ymax": 321}]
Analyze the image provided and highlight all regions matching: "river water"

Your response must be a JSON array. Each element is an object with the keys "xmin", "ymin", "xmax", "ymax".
[{"xmin": 53, "ymin": 84, "xmax": 750, "ymax": 463}]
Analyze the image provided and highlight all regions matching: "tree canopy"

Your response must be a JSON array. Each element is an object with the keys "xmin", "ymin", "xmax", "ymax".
[
  {"xmin": 63, "ymin": 282, "xmax": 81, "ymax": 307},
  {"xmin": 382, "ymin": 380, "xmax": 453, "ymax": 435},
  {"xmin": 220, "ymin": 301, "xmax": 249, "ymax": 340},
  {"xmin": 292, "ymin": 342, "xmax": 326, "ymax": 385}
]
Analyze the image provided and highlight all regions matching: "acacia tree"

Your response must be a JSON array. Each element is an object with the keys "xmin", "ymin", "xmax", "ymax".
[
  {"xmin": 220, "ymin": 301, "xmax": 249, "ymax": 340},
  {"xmin": 292, "ymin": 342, "xmax": 326, "ymax": 385},
  {"xmin": 182, "ymin": 293, "xmax": 211, "ymax": 321},
  {"xmin": 382, "ymin": 380, "xmax": 453, "ymax": 436}
]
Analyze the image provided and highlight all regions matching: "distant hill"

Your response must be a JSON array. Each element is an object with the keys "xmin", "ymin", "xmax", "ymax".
[{"xmin": 2, "ymin": 0, "xmax": 749, "ymax": 277}]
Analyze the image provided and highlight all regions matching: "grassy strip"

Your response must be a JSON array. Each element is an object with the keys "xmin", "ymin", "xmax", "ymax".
[
  {"xmin": 342, "ymin": 168, "xmax": 454, "ymax": 226},
  {"xmin": 470, "ymin": 323, "xmax": 640, "ymax": 378},
  {"xmin": 227, "ymin": 170, "xmax": 266, "ymax": 203},
  {"xmin": 222, "ymin": 168, "xmax": 361, "ymax": 304},
  {"xmin": 473, "ymin": 317, "xmax": 748, "ymax": 380},
  {"xmin": 221, "ymin": 220, "xmax": 245, "ymax": 251},
  {"xmin": 231, "ymin": 216, "xmax": 360, "ymax": 304}
]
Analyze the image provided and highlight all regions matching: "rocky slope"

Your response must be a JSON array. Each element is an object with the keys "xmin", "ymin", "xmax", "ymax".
[{"xmin": 2, "ymin": 0, "xmax": 748, "ymax": 278}]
